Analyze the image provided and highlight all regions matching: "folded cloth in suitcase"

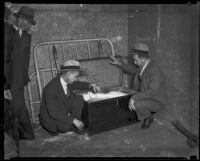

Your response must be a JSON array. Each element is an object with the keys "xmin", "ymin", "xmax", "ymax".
[{"xmin": 82, "ymin": 91, "xmax": 128, "ymax": 102}]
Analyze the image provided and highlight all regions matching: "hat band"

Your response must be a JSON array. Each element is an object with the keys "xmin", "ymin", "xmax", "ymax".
[
  {"xmin": 132, "ymin": 49, "xmax": 149, "ymax": 55},
  {"xmin": 60, "ymin": 65, "xmax": 80, "ymax": 71}
]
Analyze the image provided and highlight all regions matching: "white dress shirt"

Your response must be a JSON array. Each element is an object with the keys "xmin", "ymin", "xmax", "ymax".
[
  {"xmin": 60, "ymin": 77, "xmax": 68, "ymax": 95},
  {"xmin": 13, "ymin": 25, "xmax": 23, "ymax": 37},
  {"xmin": 140, "ymin": 59, "xmax": 150, "ymax": 75}
]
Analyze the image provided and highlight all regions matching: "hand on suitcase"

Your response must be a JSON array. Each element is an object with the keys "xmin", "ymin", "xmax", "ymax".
[
  {"xmin": 73, "ymin": 118, "xmax": 84, "ymax": 130},
  {"xmin": 129, "ymin": 98, "xmax": 136, "ymax": 111},
  {"xmin": 90, "ymin": 83, "xmax": 101, "ymax": 93}
]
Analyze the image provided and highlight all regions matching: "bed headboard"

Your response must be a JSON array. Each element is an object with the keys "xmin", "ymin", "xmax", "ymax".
[{"xmin": 27, "ymin": 38, "xmax": 124, "ymax": 124}]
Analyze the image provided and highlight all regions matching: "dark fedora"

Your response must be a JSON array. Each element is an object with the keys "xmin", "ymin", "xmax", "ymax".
[
  {"xmin": 14, "ymin": 6, "xmax": 36, "ymax": 25},
  {"xmin": 128, "ymin": 43, "xmax": 149, "ymax": 57},
  {"xmin": 4, "ymin": 7, "xmax": 11, "ymax": 19}
]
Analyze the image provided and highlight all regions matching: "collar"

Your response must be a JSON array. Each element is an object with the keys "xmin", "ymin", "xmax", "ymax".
[
  {"xmin": 13, "ymin": 25, "xmax": 19, "ymax": 31},
  {"xmin": 13, "ymin": 25, "xmax": 23, "ymax": 33},
  {"xmin": 140, "ymin": 59, "xmax": 150, "ymax": 75}
]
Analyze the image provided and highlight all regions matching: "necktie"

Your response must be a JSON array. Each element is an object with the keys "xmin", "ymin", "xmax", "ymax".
[
  {"xmin": 138, "ymin": 75, "xmax": 142, "ymax": 91},
  {"xmin": 66, "ymin": 85, "xmax": 70, "ymax": 97}
]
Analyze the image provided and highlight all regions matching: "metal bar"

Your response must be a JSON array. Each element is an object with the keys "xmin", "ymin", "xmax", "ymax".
[
  {"xmin": 39, "ymin": 67, "xmax": 57, "ymax": 72},
  {"xmin": 87, "ymin": 41, "xmax": 91, "ymax": 59},
  {"xmin": 30, "ymin": 101, "xmax": 41, "ymax": 104},
  {"xmin": 41, "ymin": 72, "xmax": 45, "ymax": 88},
  {"xmin": 61, "ymin": 43, "xmax": 65, "ymax": 61},
  {"xmin": 52, "ymin": 45, "xmax": 58, "ymax": 74},
  {"xmin": 75, "ymin": 42, "xmax": 78, "ymax": 60},
  {"xmin": 47, "ymin": 44, "xmax": 54, "ymax": 78},
  {"xmin": 33, "ymin": 45, "xmax": 42, "ymax": 101},
  {"xmin": 27, "ymin": 83, "xmax": 36, "ymax": 123}
]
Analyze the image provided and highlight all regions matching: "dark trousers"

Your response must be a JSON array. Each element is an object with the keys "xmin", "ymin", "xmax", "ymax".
[
  {"xmin": 134, "ymin": 99, "xmax": 163, "ymax": 121},
  {"xmin": 53, "ymin": 95, "xmax": 84, "ymax": 133},
  {"xmin": 10, "ymin": 86, "xmax": 34, "ymax": 139}
]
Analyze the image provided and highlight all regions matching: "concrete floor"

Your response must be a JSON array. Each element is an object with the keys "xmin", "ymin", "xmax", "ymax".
[{"xmin": 17, "ymin": 116, "xmax": 198, "ymax": 158}]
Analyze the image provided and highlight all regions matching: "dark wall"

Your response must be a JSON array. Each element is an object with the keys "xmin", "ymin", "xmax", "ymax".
[{"xmin": 128, "ymin": 4, "xmax": 199, "ymax": 132}]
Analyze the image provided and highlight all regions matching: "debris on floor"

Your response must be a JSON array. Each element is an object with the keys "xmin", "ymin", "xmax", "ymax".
[{"xmin": 14, "ymin": 118, "xmax": 197, "ymax": 157}]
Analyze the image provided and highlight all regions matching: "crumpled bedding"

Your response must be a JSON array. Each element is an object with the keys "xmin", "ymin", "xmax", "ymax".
[{"xmin": 82, "ymin": 91, "xmax": 128, "ymax": 102}]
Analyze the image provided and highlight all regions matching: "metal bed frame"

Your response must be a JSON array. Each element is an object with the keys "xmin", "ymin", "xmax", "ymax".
[{"xmin": 27, "ymin": 38, "xmax": 123, "ymax": 124}]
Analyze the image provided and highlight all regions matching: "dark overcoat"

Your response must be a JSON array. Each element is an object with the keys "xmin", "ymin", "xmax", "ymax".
[
  {"xmin": 10, "ymin": 29, "xmax": 32, "ymax": 90},
  {"xmin": 39, "ymin": 76, "xmax": 92, "ymax": 132},
  {"xmin": 4, "ymin": 22, "xmax": 15, "ymax": 89}
]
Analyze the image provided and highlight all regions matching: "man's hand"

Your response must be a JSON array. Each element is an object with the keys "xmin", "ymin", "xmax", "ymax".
[
  {"xmin": 73, "ymin": 118, "xmax": 84, "ymax": 130},
  {"xmin": 90, "ymin": 84, "xmax": 101, "ymax": 93},
  {"xmin": 4, "ymin": 90, "xmax": 12, "ymax": 100},
  {"xmin": 109, "ymin": 55, "xmax": 121, "ymax": 66},
  {"xmin": 129, "ymin": 98, "xmax": 136, "ymax": 111}
]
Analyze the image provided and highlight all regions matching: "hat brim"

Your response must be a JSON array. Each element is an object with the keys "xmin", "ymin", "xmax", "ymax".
[
  {"xmin": 59, "ymin": 69, "xmax": 88, "ymax": 77},
  {"xmin": 14, "ymin": 13, "xmax": 36, "ymax": 25},
  {"xmin": 128, "ymin": 48, "xmax": 149, "ymax": 56}
]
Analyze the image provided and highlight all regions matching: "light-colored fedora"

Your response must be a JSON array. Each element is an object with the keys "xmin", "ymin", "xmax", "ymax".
[{"xmin": 60, "ymin": 60, "xmax": 87, "ymax": 76}]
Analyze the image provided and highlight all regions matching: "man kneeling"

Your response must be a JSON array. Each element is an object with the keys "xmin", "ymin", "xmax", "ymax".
[{"xmin": 39, "ymin": 60, "xmax": 100, "ymax": 136}]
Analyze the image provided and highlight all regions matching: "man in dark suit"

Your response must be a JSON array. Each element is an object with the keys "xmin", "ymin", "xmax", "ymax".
[
  {"xmin": 4, "ymin": 7, "xmax": 16, "ymax": 99},
  {"xmin": 110, "ymin": 43, "xmax": 166, "ymax": 129},
  {"xmin": 8, "ymin": 6, "xmax": 37, "ymax": 140},
  {"xmin": 39, "ymin": 60, "xmax": 101, "ymax": 136}
]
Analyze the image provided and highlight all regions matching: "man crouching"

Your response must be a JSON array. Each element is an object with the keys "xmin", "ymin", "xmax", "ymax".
[{"xmin": 39, "ymin": 60, "xmax": 100, "ymax": 136}]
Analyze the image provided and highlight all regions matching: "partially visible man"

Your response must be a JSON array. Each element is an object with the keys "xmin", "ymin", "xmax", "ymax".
[
  {"xmin": 39, "ymin": 60, "xmax": 101, "ymax": 136},
  {"xmin": 4, "ymin": 7, "xmax": 16, "ymax": 100},
  {"xmin": 110, "ymin": 43, "xmax": 166, "ymax": 129},
  {"xmin": 9, "ymin": 6, "xmax": 37, "ymax": 140}
]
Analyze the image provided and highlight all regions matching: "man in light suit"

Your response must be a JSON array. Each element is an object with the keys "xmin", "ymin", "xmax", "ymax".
[
  {"xmin": 39, "ymin": 60, "xmax": 101, "ymax": 136},
  {"xmin": 110, "ymin": 43, "xmax": 166, "ymax": 129}
]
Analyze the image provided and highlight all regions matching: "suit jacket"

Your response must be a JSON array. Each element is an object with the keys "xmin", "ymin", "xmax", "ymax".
[
  {"xmin": 10, "ymin": 28, "xmax": 32, "ymax": 90},
  {"xmin": 120, "ymin": 60, "xmax": 166, "ymax": 106},
  {"xmin": 4, "ymin": 22, "xmax": 15, "ymax": 89},
  {"xmin": 39, "ymin": 76, "xmax": 92, "ymax": 132}
]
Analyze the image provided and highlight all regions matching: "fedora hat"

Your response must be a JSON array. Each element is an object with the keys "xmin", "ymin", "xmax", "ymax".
[
  {"xmin": 128, "ymin": 43, "xmax": 149, "ymax": 56},
  {"xmin": 14, "ymin": 6, "xmax": 36, "ymax": 25},
  {"xmin": 60, "ymin": 60, "xmax": 87, "ymax": 76}
]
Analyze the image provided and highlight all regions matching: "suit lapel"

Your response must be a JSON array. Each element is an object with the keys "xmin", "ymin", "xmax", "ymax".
[
  {"xmin": 140, "ymin": 60, "xmax": 151, "ymax": 80},
  {"xmin": 56, "ymin": 76, "xmax": 68, "ymax": 100},
  {"xmin": 133, "ymin": 70, "xmax": 140, "ymax": 91}
]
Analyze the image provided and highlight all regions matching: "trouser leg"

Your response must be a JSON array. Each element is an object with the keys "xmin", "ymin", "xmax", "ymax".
[
  {"xmin": 134, "ymin": 99, "xmax": 163, "ymax": 121},
  {"xmin": 10, "ymin": 86, "xmax": 34, "ymax": 139}
]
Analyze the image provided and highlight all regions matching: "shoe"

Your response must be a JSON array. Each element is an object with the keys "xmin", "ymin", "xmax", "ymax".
[
  {"xmin": 74, "ymin": 129, "xmax": 87, "ymax": 135},
  {"xmin": 141, "ymin": 116, "xmax": 154, "ymax": 129}
]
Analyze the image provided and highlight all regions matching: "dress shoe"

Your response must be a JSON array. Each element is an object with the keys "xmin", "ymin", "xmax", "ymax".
[
  {"xmin": 141, "ymin": 116, "xmax": 154, "ymax": 129},
  {"xmin": 74, "ymin": 129, "xmax": 87, "ymax": 135}
]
